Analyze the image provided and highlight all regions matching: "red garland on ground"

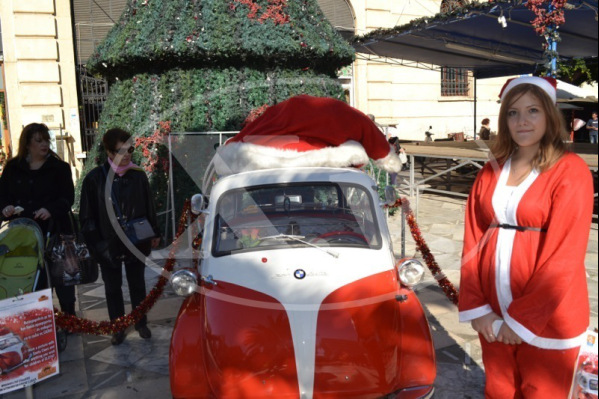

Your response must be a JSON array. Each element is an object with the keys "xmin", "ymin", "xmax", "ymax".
[
  {"xmin": 386, "ymin": 197, "xmax": 460, "ymax": 306},
  {"xmin": 54, "ymin": 200, "xmax": 197, "ymax": 335},
  {"xmin": 56, "ymin": 195, "xmax": 457, "ymax": 333}
]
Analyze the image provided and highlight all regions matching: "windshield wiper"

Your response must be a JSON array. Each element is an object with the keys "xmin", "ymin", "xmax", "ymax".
[{"xmin": 259, "ymin": 234, "xmax": 339, "ymax": 258}]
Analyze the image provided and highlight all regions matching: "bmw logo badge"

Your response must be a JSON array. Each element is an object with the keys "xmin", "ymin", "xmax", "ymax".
[{"xmin": 294, "ymin": 269, "xmax": 306, "ymax": 280}]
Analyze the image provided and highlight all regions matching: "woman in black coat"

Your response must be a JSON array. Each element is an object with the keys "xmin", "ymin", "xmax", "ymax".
[
  {"xmin": 79, "ymin": 128, "xmax": 159, "ymax": 345},
  {"xmin": 479, "ymin": 118, "xmax": 491, "ymax": 140},
  {"xmin": 0, "ymin": 123, "xmax": 76, "ymax": 314}
]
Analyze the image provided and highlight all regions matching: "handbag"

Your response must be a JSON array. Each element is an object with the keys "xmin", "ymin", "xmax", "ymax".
[
  {"xmin": 121, "ymin": 217, "xmax": 155, "ymax": 245},
  {"xmin": 46, "ymin": 212, "xmax": 99, "ymax": 287},
  {"xmin": 105, "ymin": 169, "xmax": 156, "ymax": 245}
]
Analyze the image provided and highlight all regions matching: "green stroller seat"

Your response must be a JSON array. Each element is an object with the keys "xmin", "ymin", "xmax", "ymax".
[{"xmin": 0, "ymin": 219, "xmax": 45, "ymax": 300}]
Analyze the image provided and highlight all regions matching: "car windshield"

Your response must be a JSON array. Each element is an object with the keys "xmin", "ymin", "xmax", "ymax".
[
  {"xmin": 0, "ymin": 336, "xmax": 20, "ymax": 350},
  {"xmin": 213, "ymin": 182, "xmax": 382, "ymax": 255}
]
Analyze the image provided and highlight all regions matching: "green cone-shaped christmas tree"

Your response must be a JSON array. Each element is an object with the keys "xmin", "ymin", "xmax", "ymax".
[
  {"xmin": 86, "ymin": 0, "xmax": 354, "ymax": 238},
  {"xmin": 83, "ymin": 0, "xmax": 354, "ymax": 237}
]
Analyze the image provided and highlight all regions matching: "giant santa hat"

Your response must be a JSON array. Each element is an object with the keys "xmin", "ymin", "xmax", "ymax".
[{"xmin": 213, "ymin": 95, "xmax": 402, "ymax": 175}]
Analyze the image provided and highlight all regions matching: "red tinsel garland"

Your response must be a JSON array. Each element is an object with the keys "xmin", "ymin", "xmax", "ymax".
[
  {"xmin": 244, "ymin": 104, "xmax": 269, "ymax": 126},
  {"xmin": 232, "ymin": 0, "xmax": 290, "ymax": 25},
  {"xmin": 54, "ymin": 200, "xmax": 197, "ymax": 335},
  {"xmin": 386, "ymin": 197, "xmax": 460, "ymax": 306},
  {"xmin": 56, "ymin": 195, "xmax": 457, "ymax": 334},
  {"xmin": 527, "ymin": 0, "xmax": 567, "ymax": 35},
  {"xmin": 135, "ymin": 120, "xmax": 171, "ymax": 174}
]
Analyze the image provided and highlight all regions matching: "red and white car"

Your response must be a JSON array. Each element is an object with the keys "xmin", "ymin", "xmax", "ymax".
[
  {"xmin": 0, "ymin": 327, "xmax": 31, "ymax": 374},
  {"xmin": 169, "ymin": 166, "xmax": 436, "ymax": 398},
  {"xmin": 576, "ymin": 361, "xmax": 598, "ymax": 399}
]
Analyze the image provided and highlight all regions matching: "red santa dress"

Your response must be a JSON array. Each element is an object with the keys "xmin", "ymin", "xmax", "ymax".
[{"xmin": 458, "ymin": 152, "xmax": 593, "ymax": 398}]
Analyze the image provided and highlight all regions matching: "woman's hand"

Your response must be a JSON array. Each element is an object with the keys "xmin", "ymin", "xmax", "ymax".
[
  {"xmin": 2, "ymin": 205, "xmax": 15, "ymax": 218},
  {"xmin": 497, "ymin": 323, "xmax": 523, "ymax": 345},
  {"xmin": 33, "ymin": 208, "xmax": 51, "ymax": 220},
  {"xmin": 471, "ymin": 312, "xmax": 502, "ymax": 343}
]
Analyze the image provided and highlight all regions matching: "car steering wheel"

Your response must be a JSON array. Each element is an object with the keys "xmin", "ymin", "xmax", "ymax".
[{"xmin": 312, "ymin": 231, "xmax": 369, "ymax": 245}]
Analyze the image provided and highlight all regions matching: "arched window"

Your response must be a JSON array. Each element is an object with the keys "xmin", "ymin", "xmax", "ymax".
[{"xmin": 317, "ymin": 0, "xmax": 355, "ymax": 39}]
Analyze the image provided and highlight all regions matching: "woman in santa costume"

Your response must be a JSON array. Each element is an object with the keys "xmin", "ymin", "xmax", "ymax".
[{"xmin": 458, "ymin": 76, "xmax": 594, "ymax": 398}]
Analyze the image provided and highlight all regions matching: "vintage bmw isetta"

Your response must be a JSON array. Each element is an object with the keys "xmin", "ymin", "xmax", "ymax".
[
  {"xmin": 0, "ymin": 327, "xmax": 31, "ymax": 374},
  {"xmin": 168, "ymin": 96, "xmax": 436, "ymax": 398}
]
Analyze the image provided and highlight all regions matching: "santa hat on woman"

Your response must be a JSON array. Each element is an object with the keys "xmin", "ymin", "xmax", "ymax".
[
  {"xmin": 213, "ymin": 95, "xmax": 402, "ymax": 175},
  {"xmin": 499, "ymin": 76, "xmax": 558, "ymax": 104}
]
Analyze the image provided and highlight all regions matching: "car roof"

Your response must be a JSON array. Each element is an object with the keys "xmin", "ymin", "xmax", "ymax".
[{"xmin": 210, "ymin": 167, "xmax": 376, "ymax": 198}]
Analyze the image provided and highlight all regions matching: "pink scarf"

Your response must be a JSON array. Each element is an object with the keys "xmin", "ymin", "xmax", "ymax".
[{"xmin": 108, "ymin": 157, "xmax": 142, "ymax": 177}]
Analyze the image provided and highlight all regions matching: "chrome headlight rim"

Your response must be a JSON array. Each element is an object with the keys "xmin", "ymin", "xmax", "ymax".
[
  {"xmin": 397, "ymin": 259, "xmax": 425, "ymax": 287},
  {"xmin": 170, "ymin": 269, "xmax": 199, "ymax": 297}
]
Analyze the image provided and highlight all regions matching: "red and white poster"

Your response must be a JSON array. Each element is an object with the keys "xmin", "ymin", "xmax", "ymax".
[
  {"xmin": 0, "ymin": 289, "xmax": 59, "ymax": 395},
  {"xmin": 570, "ymin": 330, "xmax": 598, "ymax": 399}
]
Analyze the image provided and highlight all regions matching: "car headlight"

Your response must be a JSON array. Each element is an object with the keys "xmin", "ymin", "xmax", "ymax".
[
  {"xmin": 170, "ymin": 270, "xmax": 198, "ymax": 296},
  {"xmin": 397, "ymin": 259, "xmax": 425, "ymax": 287}
]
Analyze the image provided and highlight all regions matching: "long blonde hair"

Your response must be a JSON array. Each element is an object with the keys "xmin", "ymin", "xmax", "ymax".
[{"xmin": 492, "ymin": 84, "xmax": 567, "ymax": 172}]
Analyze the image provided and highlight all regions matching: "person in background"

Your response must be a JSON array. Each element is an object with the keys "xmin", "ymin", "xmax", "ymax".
[
  {"xmin": 387, "ymin": 136, "xmax": 408, "ymax": 186},
  {"xmin": 79, "ymin": 128, "xmax": 160, "ymax": 345},
  {"xmin": 586, "ymin": 111, "xmax": 598, "ymax": 144},
  {"xmin": 479, "ymin": 118, "xmax": 491, "ymax": 140},
  {"xmin": 459, "ymin": 76, "xmax": 593, "ymax": 398},
  {"xmin": 0, "ymin": 123, "xmax": 76, "ymax": 315},
  {"xmin": 424, "ymin": 126, "xmax": 434, "ymax": 142}
]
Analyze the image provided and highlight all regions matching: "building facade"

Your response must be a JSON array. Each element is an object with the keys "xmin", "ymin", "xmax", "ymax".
[
  {"xmin": 0, "ymin": 0, "xmax": 83, "ymax": 177},
  {"xmin": 342, "ymin": 0, "xmax": 507, "ymax": 140},
  {"xmin": 1, "ymin": 0, "xmax": 528, "ymax": 169}
]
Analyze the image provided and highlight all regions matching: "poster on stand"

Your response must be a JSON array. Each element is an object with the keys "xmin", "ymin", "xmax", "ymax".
[
  {"xmin": 0, "ymin": 289, "xmax": 59, "ymax": 395},
  {"xmin": 569, "ymin": 329, "xmax": 598, "ymax": 399}
]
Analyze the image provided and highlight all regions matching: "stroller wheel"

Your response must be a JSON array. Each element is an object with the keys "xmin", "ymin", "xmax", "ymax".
[{"xmin": 57, "ymin": 329, "xmax": 68, "ymax": 352}]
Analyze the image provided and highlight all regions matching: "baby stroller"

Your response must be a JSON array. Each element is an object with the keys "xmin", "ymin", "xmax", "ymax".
[{"xmin": 0, "ymin": 217, "xmax": 68, "ymax": 352}]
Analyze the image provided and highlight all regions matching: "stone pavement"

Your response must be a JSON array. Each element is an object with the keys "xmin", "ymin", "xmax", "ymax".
[{"xmin": 2, "ymin": 193, "xmax": 597, "ymax": 399}]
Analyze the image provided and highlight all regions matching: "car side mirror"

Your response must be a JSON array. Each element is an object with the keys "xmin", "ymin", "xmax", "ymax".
[{"xmin": 191, "ymin": 193, "xmax": 208, "ymax": 215}]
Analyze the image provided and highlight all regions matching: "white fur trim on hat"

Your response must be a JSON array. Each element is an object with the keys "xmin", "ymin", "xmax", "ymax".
[
  {"xmin": 213, "ymin": 140, "xmax": 371, "ymax": 175},
  {"xmin": 374, "ymin": 150, "xmax": 402, "ymax": 173},
  {"xmin": 500, "ymin": 76, "xmax": 557, "ymax": 104}
]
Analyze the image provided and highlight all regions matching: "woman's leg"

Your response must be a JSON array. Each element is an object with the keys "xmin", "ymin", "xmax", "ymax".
[
  {"xmin": 481, "ymin": 337, "xmax": 580, "ymax": 399},
  {"xmin": 517, "ymin": 344, "xmax": 579, "ymax": 399},
  {"xmin": 55, "ymin": 285, "xmax": 76, "ymax": 315},
  {"xmin": 123, "ymin": 255, "xmax": 148, "ymax": 329},
  {"xmin": 480, "ymin": 337, "xmax": 522, "ymax": 398},
  {"xmin": 100, "ymin": 263, "xmax": 125, "ymax": 321}
]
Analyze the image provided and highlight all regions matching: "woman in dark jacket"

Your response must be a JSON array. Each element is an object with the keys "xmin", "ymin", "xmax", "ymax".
[
  {"xmin": 79, "ymin": 128, "xmax": 159, "ymax": 345},
  {"xmin": 0, "ymin": 123, "xmax": 76, "ymax": 314},
  {"xmin": 479, "ymin": 118, "xmax": 491, "ymax": 140}
]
